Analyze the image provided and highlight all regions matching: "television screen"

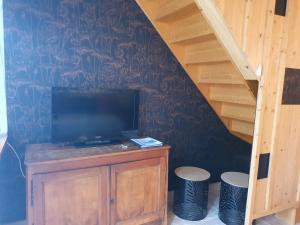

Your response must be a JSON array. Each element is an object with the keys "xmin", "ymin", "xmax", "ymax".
[{"xmin": 51, "ymin": 87, "xmax": 139, "ymax": 145}]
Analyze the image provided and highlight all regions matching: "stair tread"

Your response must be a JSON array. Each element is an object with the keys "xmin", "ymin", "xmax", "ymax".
[
  {"xmin": 231, "ymin": 132, "xmax": 253, "ymax": 143},
  {"xmin": 210, "ymin": 85, "xmax": 256, "ymax": 105},
  {"xmin": 187, "ymin": 39, "xmax": 221, "ymax": 51},
  {"xmin": 231, "ymin": 120, "xmax": 254, "ymax": 136},
  {"xmin": 185, "ymin": 40, "xmax": 230, "ymax": 64},
  {"xmin": 198, "ymin": 73, "xmax": 243, "ymax": 84},
  {"xmin": 197, "ymin": 63, "xmax": 244, "ymax": 84},
  {"xmin": 171, "ymin": 13, "xmax": 214, "ymax": 44},
  {"xmin": 186, "ymin": 48, "xmax": 230, "ymax": 64},
  {"xmin": 222, "ymin": 103, "xmax": 256, "ymax": 122},
  {"xmin": 156, "ymin": 0, "xmax": 196, "ymax": 21}
]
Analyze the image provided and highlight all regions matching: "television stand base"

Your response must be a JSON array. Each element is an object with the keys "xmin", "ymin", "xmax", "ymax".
[{"xmin": 74, "ymin": 138, "xmax": 127, "ymax": 148}]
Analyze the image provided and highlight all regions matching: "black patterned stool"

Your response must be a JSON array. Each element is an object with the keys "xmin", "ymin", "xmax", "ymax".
[
  {"xmin": 173, "ymin": 166, "xmax": 210, "ymax": 221},
  {"xmin": 219, "ymin": 172, "xmax": 249, "ymax": 225}
]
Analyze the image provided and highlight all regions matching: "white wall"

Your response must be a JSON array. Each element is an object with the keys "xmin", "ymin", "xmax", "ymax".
[{"xmin": 0, "ymin": 0, "xmax": 7, "ymax": 135}]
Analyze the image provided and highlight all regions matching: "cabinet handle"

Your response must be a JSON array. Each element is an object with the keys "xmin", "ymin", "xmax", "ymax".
[{"xmin": 110, "ymin": 198, "xmax": 115, "ymax": 204}]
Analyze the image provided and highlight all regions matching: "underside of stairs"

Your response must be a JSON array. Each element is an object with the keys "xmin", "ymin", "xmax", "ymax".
[{"xmin": 136, "ymin": 0, "xmax": 259, "ymax": 144}]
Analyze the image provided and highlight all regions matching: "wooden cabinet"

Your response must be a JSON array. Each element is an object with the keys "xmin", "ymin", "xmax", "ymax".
[{"xmin": 25, "ymin": 143, "xmax": 169, "ymax": 225}]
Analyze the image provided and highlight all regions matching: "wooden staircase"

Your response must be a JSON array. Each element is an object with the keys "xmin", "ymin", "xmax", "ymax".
[{"xmin": 135, "ymin": 0, "xmax": 259, "ymax": 143}]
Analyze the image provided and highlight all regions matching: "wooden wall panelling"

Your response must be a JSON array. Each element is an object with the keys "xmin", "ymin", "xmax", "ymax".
[
  {"xmin": 272, "ymin": 0, "xmax": 300, "ymax": 222},
  {"xmin": 253, "ymin": 179, "xmax": 268, "ymax": 215},
  {"xmin": 258, "ymin": 12, "xmax": 288, "ymax": 220},
  {"xmin": 245, "ymin": 0, "xmax": 286, "ymax": 223},
  {"xmin": 247, "ymin": 0, "xmax": 300, "ymax": 223},
  {"xmin": 242, "ymin": 0, "xmax": 269, "ymax": 72},
  {"xmin": 269, "ymin": 106, "xmax": 300, "ymax": 209},
  {"xmin": 286, "ymin": 0, "xmax": 300, "ymax": 68},
  {"xmin": 259, "ymin": 10, "xmax": 288, "ymax": 217},
  {"xmin": 256, "ymin": 11, "xmax": 287, "ymax": 157},
  {"xmin": 214, "ymin": 0, "xmax": 269, "ymax": 74},
  {"xmin": 213, "ymin": 0, "xmax": 247, "ymax": 46}
]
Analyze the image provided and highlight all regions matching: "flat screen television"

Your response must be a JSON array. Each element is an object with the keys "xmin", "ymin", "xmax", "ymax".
[{"xmin": 51, "ymin": 87, "xmax": 139, "ymax": 146}]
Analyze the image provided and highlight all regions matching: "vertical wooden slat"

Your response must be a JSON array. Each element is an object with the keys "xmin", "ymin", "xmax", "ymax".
[
  {"xmin": 286, "ymin": 0, "xmax": 300, "ymax": 67},
  {"xmin": 269, "ymin": 107, "xmax": 300, "ymax": 209},
  {"xmin": 245, "ymin": 0, "xmax": 286, "ymax": 223},
  {"xmin": 243, "ymin": 0, "xmax": 269, "ymax": 72},
  {"xmin": 214, "ymin": 0, "xmax": 247, "ymax": 46}
]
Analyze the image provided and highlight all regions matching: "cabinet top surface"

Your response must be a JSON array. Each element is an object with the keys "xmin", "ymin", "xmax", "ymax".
[{"xmin": 25, "ymin": 142, "xmax": 170, "ymax": 166}]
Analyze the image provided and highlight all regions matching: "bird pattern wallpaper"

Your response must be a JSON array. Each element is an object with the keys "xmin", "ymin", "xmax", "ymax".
[
  {"xmin": 282, "ymin": 68, "xmax": 300, "ymax": 104},
  {"xmin": 0, "ymin": 0, "xmax": 251, "ymax": 223}
]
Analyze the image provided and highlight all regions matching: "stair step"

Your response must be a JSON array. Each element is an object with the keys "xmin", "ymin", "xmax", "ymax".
[
  {"xmin": 171, "ymin": 14, "xmax": 214, "ymax": 44},
  {"xmin": 232, "ymin": 132, "xmax": 253, "ymax": 143},
  {"xmin": 197, "ymin": 63, "xmax": 244, "ymax": 84},
  {"xmin": 156, "ymin": 0, "xmax": 197, "ymax": 21},
  {"xmin": 185, "ymin": 40, "xmax": 230, "ymax": 64},
  {"xmin": 231, "ymin": 120, "xmax": 254, "ymax": 136},
  {"xmin": 210, "ymin": 85, "xmax": 256, "ymax": 105},
  {"xmin": 136, "ymin": 0, "xmax": 258, "ymax": 143},
  {"xmin": 222, "ymin": 103, "xmax": 256, "ymax": 122}
]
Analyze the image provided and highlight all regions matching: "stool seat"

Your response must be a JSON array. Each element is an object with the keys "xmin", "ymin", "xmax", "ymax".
[
  {"xmin": 175, "ymin": 167, "xmax": 210, "ymax": 181},
  {"xmin": 221, "ymin": 172, "xmax": 249, "ymax": 188},
  {"xmin": 219, "ymin": 172, "xmax": 249, "ymax": 225},
  {"xmin": 173, "ymin": 166, "xmax": 210, "ymax": 221}
]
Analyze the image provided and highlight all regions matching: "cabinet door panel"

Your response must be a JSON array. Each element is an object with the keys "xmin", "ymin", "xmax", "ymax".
[
  {"xmin": 33, "ymin": 167, "xmax": 109, "ymax": 225},
  {"xmin": 111, "ymin": 157, "xmax": 167, "ymax": 225}
]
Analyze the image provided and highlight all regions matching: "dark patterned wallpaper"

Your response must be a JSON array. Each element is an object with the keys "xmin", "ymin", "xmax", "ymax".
[
  {"xmin": 0, "ymin": 0, "xmax": 251, "ymax": 223},
  {"xmin": 282, "ymin": 68, "xmax": 300, "ymax": 104}
]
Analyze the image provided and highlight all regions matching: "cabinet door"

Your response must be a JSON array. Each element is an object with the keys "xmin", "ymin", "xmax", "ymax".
[
  {"xmin": 32, "ymin": 167, "xmax": 109, "ymax": 225},
  {"xmin": 110, "ymin": 157, "xmax": 167, "ymax": 225}
]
